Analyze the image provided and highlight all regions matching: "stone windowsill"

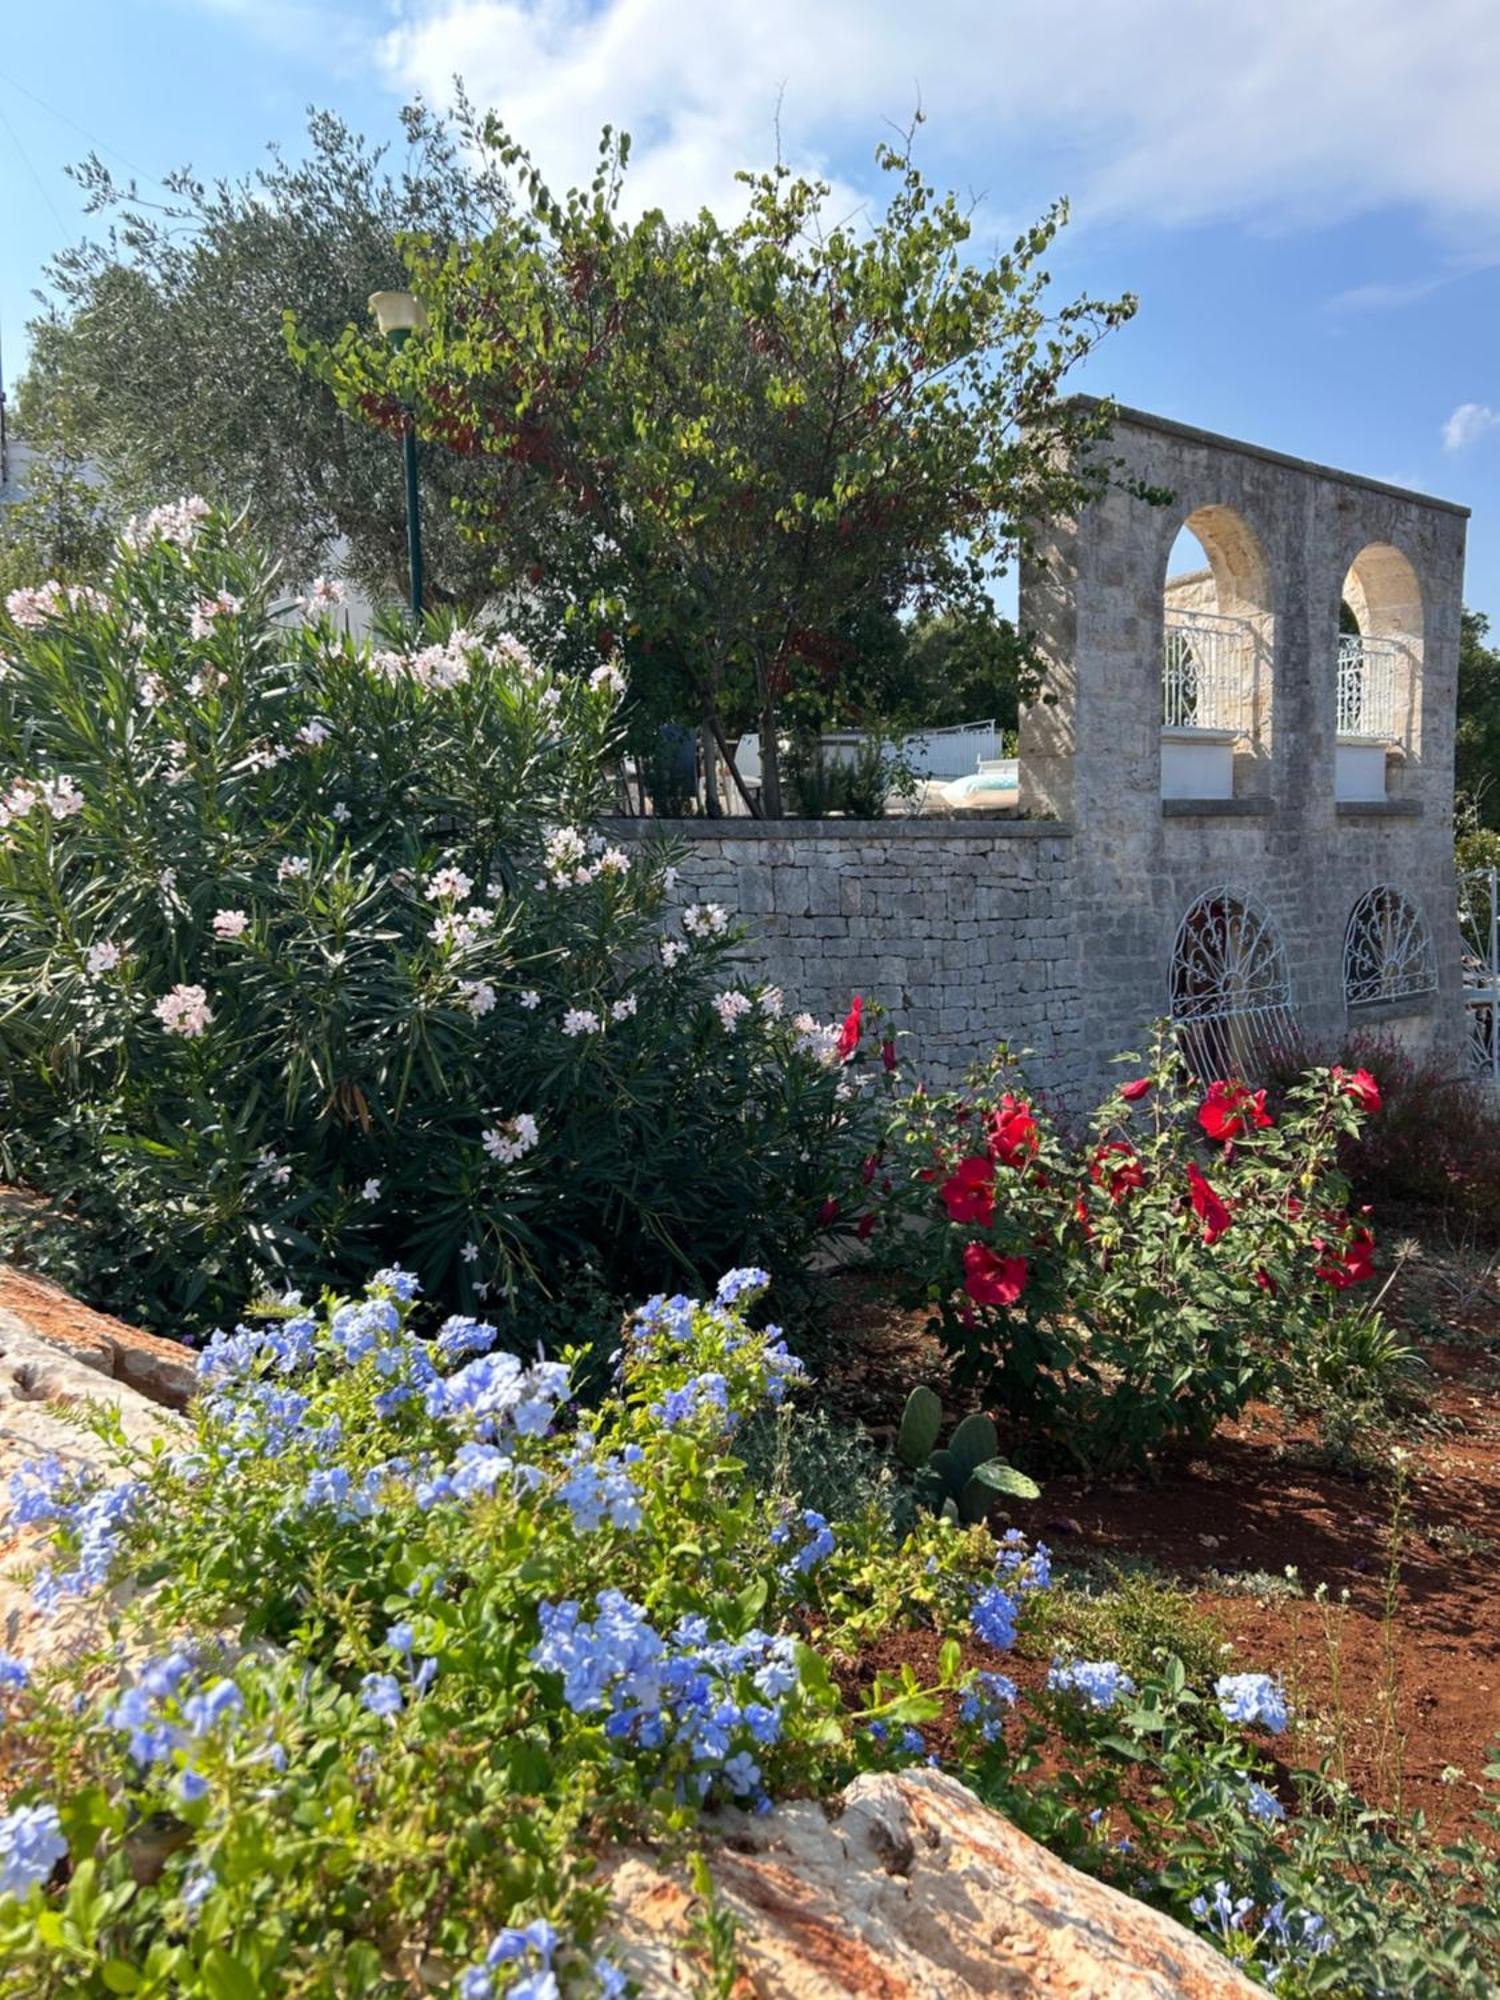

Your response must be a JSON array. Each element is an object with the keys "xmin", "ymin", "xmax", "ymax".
[
  {"xmin": 1335, "ymin": 799, "xmax": 1424, "ymax": 818},
  {"xmin": 1161, "ymin": 797, "xmax": 1274, "ymax": 818},
  {"xmin": 1347, "ymin": 991, "xmax": 1436, "ymax": 1023}
]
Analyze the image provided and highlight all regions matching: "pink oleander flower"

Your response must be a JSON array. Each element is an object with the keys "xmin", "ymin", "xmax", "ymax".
[
  {"xmin": 212, "ymin": 909, "xmax": 249, "ymax": 941},
  {"xmin": 154, "ymin": 983, "xmax": 213, "ymax": 1038}
]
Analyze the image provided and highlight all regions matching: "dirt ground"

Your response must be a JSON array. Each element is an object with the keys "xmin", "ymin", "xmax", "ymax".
[{"xmin": 814, "ymin": 1227, "xmax": 1500, "ymax": 1840}]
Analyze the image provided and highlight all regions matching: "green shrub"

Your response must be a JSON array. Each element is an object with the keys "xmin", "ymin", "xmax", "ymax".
[
  {"xmin": 0, "ymin": 510, "xmax": 880, "ymax": 1332},
  {"xmin": 879, "ymin": 1030, "xmax": 1387, "ymax": 1471}
]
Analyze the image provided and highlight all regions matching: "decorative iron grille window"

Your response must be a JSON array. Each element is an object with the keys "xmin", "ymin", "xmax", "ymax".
[
  {"xmin": 1169, "ymin": 890, "xmax": 1295, "ymax": 1079},
  {"xmin": 1343, "ymin": 886, "xmax": 1436, "ymax": 1007}
]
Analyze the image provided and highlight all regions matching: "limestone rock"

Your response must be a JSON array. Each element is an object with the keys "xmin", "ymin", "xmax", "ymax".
[{"xmin": 606, "ymin": 1766, "xmax": 1261, "ymax": 1998}]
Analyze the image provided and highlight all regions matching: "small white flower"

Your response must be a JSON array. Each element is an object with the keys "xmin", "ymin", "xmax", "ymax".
[
  {"xmin": 361, "ymin": 1178, "xmax": 382, "ymax": 1200},
  {"xmin": 122, "ymin": 496, "xmax": 210, "ymax": 551},
  {"xmin": 460, "ymin": 1241, "xmax": 479, "ymax": 1264},
  {"xmin": 660, "ymin": 939, "xmax": 686, "ymax": 969},
  {"xmin": 277, "ymin": 855, "xmax": 311, "ymax": 883},
  {"xmin": 682, "ymin": 902, "xmax": 728, "ymax": 938},
  {"xmin": 158, "ymin": 868, "xmax": 178, "ymax": 895},
  {"xmin": 610, "ymin": 993, "xmax": 638, "ymax": 1022},
  {"xmin": 589, "ymin": 661, "xmax": 628, "ymax": 698},
  {"xmin": 258, "ymin": 1147, "xmax": 292, "ymax": 1188},
  {"xmin": 296, "ymin": 720, "xmax": 331, "ymax": 748},
  {"xmin": 85, "ymin": 940, "xmax": 122, "ymax": 974},
  {"xmin": 212, "ymin": 909, "xmax": 249, "ymax": 941},
  {"xmin": 189, "ymin": 591, "xmax": 243, "ymax": 641},
  {"xmin": 561, "ymin": 1008, "xmax": 601, "ymax": 1038},
  {"xmin": 482, "ymin": 1113, "xmax": 540, "ymax": 1164},
  {"xmin": 662, "ymin": 865, "xmax": 679, "ymax": 894},
  {"xmin": 713, "ymin": 990, "xmax": 753, "ymax": 1034},
  {"xmin": 429, "ymin": 905, "xmax": 494, "ymax": 948},
  {"xmin": 425, "ymin": 866, "xmax": 474, "ymax": 904},
  {"xmin": 518, "ymin": 989, "xmax": 541, "ymax": 1010},
  {"xmin": 758, "ymin": 986, "xmax": 783, "ymax": 1017},
  {"xmin": 154, "ymin": 983, "xmax": 213, "ymax": 1038},
  {"xmin": 598, "ymin": 846, "xmax": 629, "ymax": 876},
  {"xmin": 458, "ymin": 979, "xmax": 497, "ymax": 1018},
  {"xmin": 331, "ymin": 801, "xmax": 352, "ymax": 823},
  {"xmin": 303, "ymin": 576, "xmax": 345, "ymax": 611}
]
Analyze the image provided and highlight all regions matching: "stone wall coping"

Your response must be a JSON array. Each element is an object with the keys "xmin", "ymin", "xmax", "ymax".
[
  {"xmin": 1070, "ymin": 397, "xmax": 1471, "ymax": 519},
  {"xmin": 1161, "ymin": 798, "xmax": 1275, "ymax": 818},
  {"xmin": 603, "ymin": 816, "xmax": 1073, "ymax": 843},
  {"xmin": 1348, "ymin": 992, "xmax": 1437, "ymax": 1023},
  {"xmin": 1334, "ymin": 799, "xmax": 1425, "ymax": 818}
]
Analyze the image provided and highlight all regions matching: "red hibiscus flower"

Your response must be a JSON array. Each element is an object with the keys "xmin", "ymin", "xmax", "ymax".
[
  {"xmin": 1317, "ymin": 1227, "xmax": 1376, "ymax": 1289},
  {"xmin": 1198, "ymin": 1080, "xmax": 1274, "ymax": 1142},
  {"xmin": 1090, "ymin": 1139, "xmax": 1144, "ymax": 1203},
  {"xmin": 962, "ymin": 1241, "xmax": 1028, "ymax": 1307},
  {"xmin": 836, "ymin": 995, "xmax": 863, "ymax": 1062},
  {"xmin": 1332, "ymin": 1066, "xmax": 1381, "ymax": 1114},
  {"xmin": 1187, "ymin": 1161, "xmax": 1232, "ymax": 1244},
  {"xmin": 941, "ymin": 1154, "xmax": 996, "ymax": 1226},
  {"xmin": 987, "ymin": 1093, "xmax": 1040, "ymax": 1168},
  {"xmin": 1120, "ymin": 1078, "xmax": 1152, "ymax": 1102}
]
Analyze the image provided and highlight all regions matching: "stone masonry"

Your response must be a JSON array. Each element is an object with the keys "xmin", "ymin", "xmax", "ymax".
[{"xmin": 628, "ymin": 405, "xmax": 1470, "ymax": 1105}]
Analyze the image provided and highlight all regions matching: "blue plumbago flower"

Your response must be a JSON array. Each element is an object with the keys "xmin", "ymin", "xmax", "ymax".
[
  {"xmin": 179, "ymin": 1678, "xmax": 243, "ymax": 1738},
  {"xmin": 649, "ymin": 1371, "xmax": 730, "ymax": 1431},
  {"xmin": 594, "ymin": 1960, "xmax": 628, "ymax": 2000},
  {"xmin": 994, "ymin": 1529, "xmax": 1052, "ymax": 1595},
  {"xmin": 301, "ymin": 1466, "xmax": 372, "ymax": 1521},
  {"xmin": 1216, "ymin": 1672, "xmax": 1289, "ymax": 1733},
  {"xmin": 773, "ymin": 1508, "xmax": 835, "ymax": 1578},
  {"xmin": 970, "ymin": 1584, "xmax": 1019, "ymax": 1652},
  {"xmin": 385, "ymin": 1622, "xmax": 415, "ymax": 1657},
  {"xmin": 1191, "ymin": 1880, "xmax": 1255, "ymax": 1939},
  {"xmin": 360, "ymin": 1672, "xmax": 404, "ymax": 1718},
  {"xmin": 1245, "ymin": 1781, "xmax": 1286, "ymax": 1823},
  {"xmin": 865, "ymin": 1720, "xmax": 889, "ymax": 1746},
  {"xmin": 197, "ymin": 1315, "xmax": 318, "ymax": 1390},
  {"xmin": 178, "ymin": 1768, "xmax": 211, "ymax": 1804},
  {"xmin": 0, "ymin": 1652, "xmax": 29, "ymax": 1700},
  {"xmin": 370, "ymin": 1266, "xmax": 421, "ymax": 1302},
  {"xmin": 959, "ymin": 1670, "xmax": 1019, "ymax": 1743},
  {"xmin": 758, "ymin": 1332, "xmax": 807, "ymax": 1406},
  {"xmin": 716, "ymin": 1266, "xmax": 771, "ymax": 1306},
  {"xmin": 627, "ymin": 1292, "xmax": 697, "ymax": 1358},
  {"xmin": 434, "ymin": 1314, "xmax": 499, "ymax": 1363},
  {"xmin": 27, "ymin": 1477, "xmax": 145, "ymax": 1610},
  {"xmin": 722, "ymin": 1749, "xmax": 762, "ymax": 1796},
  {"xmin": 7, "ymin": 1455, "xmax": 67, "ymax": 1526},
  {"xmin": 413, "ymin": 1656, "xmax": 439, "ymax": 1695},
  {"xmin": 1046, "ymin": 1658, "xmax": 1136, "ymax": 1711},
  {"xmin": 179, "ymin": 1863, "xmax": 216, "ymax": 1916},
  {"xmin": 557, "ymin": 1439, "xmax": 643, "ymax": 1533},
  {"xmin": 0, "ymin": 1802, "xmax": 68, "ymax": 1899},
  {"xmin": 898, "ymin": 1727, "xmax": 927, "ymax": 1758}
]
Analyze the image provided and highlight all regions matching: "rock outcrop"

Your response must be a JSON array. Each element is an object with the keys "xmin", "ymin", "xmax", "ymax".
[{"xmin": 607, "ymin": 1766, "xmax": 1261, "ymax": 1998}]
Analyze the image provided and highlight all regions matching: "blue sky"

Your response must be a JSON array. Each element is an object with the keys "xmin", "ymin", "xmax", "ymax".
[{"xmin": 4, "ymin": 1, "xmax": 1500, "ymax": 611}]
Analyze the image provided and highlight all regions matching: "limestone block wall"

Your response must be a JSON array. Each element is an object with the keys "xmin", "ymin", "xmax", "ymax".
[{"xmin": 614, "ymin": 820, "xmax": 1084, "ymax": 1092}]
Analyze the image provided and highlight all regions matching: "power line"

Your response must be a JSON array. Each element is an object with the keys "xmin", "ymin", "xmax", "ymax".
[
  {"xmin": 0, "ymin": 62, "xmax": 162, "ymax": 187},
  {"xmin": 0, "ymin": 95, "xmax": 67, "ymax": 236}
]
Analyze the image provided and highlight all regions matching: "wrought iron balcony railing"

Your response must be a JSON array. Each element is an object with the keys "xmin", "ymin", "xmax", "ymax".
[
  {"xmin": 1161, "ymin": 609, "xmax": 1254, "ymax": 732},
  {"xmin": 1336, "ymin": 634, "xmax": 1403, "ymax": 740}
]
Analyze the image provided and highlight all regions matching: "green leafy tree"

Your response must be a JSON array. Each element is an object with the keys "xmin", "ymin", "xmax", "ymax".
[
  {"xmin": 306, "ymin": 120, "xmax": 1139, "ymax": 814},
  {"xmin": 15, "ymin": 98, "xmax": 513, "ymax": 606},
  {"xmin": 1457, "ymin": 606, "xmax": 1500, "ymax": 832}
]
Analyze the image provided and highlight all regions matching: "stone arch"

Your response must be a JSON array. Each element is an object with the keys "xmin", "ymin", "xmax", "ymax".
[
  {"xmin": 1160, "ymin": 505, "xmax": 1275, "ymax": 799},
  {"xmin": 1343, "ymin": 884, "xmax": 1436, "ymax": 1008},
  {"xmin": 1337, "ymin": 541, "xmax": 1424, "ymax": 768},
  {"xmin": 1168, "ymin": 887, "xmax": 1295, "ymax": 1079}
]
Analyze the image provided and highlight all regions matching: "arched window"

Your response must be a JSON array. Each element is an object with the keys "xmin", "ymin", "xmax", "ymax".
[
  {"xmin": 1343, "ymin": 886, "xmax": 1436, "ymax": 1007},
  {"xmin": 1161, "ymin": 506, "xmax": 1274, "ymax": 801},
  {"xmin": 1170, "ymin": 889, "xmax": 1294, "ymax": 1078},
  {"xmin": 1336, "ymin": 545, "xmax": 1423, "ymax": 799}
]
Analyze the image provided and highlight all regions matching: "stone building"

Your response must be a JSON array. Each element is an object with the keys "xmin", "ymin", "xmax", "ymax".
[{"xmin": 636, "ymin": 405, "xmax": 1468, "ymax": 1104}]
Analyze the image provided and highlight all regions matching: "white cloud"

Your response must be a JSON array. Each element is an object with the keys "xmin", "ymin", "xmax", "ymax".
[
  {"xmin": 377, "ymin": 0, "xmax": 1500, "ymax": 239},
  {"xmin": 1442, "ymin": 401, "xmax": 1500, "ymax": 451}
]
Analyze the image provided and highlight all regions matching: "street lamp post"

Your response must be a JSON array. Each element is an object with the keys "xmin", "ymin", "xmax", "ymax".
[{"xmin": 368, "ymin": 290, "xmax": 429, "ymax": 628}]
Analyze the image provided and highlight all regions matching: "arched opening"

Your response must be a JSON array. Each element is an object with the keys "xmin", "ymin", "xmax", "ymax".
[
  {"xmin": 1344, "ymin": 885, "xmax": 1436, "ymax": 1009},
  {"xmin": 1169, "ymin": 888, "xmax": 1294, "ymax": 1079},
  {"xmin": 1161, "ymin": 507, "xmax": 1274, "ymax": 802},
  {"xmin": 1336, "ymin": 543, "xmax": 1423, "ymax": 801}
]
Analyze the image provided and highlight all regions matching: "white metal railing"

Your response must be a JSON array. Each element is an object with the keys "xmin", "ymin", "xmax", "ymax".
[
  {"xmin": 1460, "ymin": 867, "xmax": 1500, "ymax": 1094},
  {"xmin": 1162, "ymin": 610, "xmax": 1253, "ymax": 732},
  {"xmin": 1337, "ymin": 634, "xmax": 1403, "ymax": 740}
]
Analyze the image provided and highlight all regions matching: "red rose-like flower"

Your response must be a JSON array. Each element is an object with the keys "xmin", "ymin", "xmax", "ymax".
[
  {"xmin": 1333, "ymin": 1066, "xmax": 1382, "ymax": 1114},
  {"xmin": 1187, "ymin": 1161, "xmax": 1232, "ymax": 1244},
  {"xmin": 962, "ymin": 1242, "xmax": 1028, "ymax": 1307},
  {"xmin": 1317, "ymin": 1227, "xmax": 1376, "ymax": 1289},
  {"xmin": 1090, "ymin": 1139, "xmax": 1145, "ymax": 1203},
  {"xmin": 940, "ymin": 1154, "xmax": 996, "ymax": 1226},
  {"xmin": 987, "ymin": 1093, "xmax": 1040, "ymax": 1168},
  {"xmin": 836, "ymin": 995, "xmax": 863, "ymax": 1062},
  {"xmin": 1120, "ymin": 1078, "xmax": 1152, "ymax": 1102},
  {"xmin": 1198, "ymin": 1080, "xmax": 1274, "ymax": 1142}
]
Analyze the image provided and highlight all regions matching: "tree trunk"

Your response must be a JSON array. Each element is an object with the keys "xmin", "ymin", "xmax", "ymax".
[
  {"xmin": 759, "ymin": 704, "xmax": 784, "ymax": 819},
  {"xmin": 700, "ymin": 722, "xmax": 722, "ymax": 818}
]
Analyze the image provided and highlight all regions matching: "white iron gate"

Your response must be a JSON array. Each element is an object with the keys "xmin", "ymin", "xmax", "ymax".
[{"xmin": 1460, "ymin": 867, "xmax": 1500, "ymax": 1091}]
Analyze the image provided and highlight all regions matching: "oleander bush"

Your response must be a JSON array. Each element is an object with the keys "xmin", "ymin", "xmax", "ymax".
[
  {"xmin": 0, "ymin": 507, "xmax": 881, "ymax": 1334},
  {"xmin": 880, "ymin": 1031, "xmax": 1392, "ymax": 1471},
  {"xmin": 3, "ymin": 1268, "xmax": 1496, "ymax": 1998}
]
